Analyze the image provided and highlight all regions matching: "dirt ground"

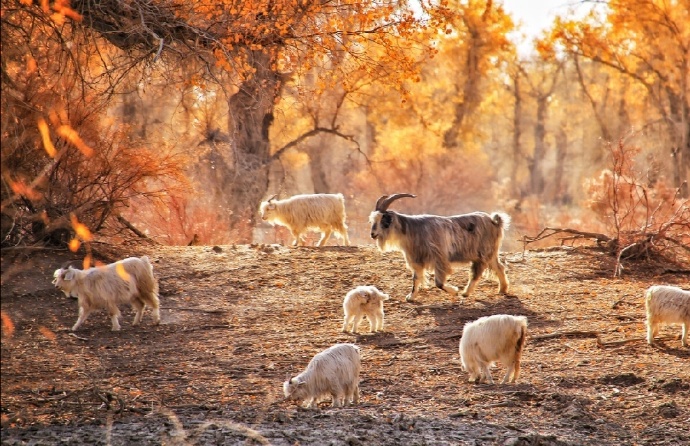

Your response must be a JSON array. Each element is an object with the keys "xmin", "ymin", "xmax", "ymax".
[{"xmin": 1, "ymin": 241, "xmax": 689, "ymax": 445}]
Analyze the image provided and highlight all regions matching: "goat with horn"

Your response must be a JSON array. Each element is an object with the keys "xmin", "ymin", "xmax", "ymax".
[{"xmin": 369, "ymin": 194, "xmax": 510, "ymax": 301}]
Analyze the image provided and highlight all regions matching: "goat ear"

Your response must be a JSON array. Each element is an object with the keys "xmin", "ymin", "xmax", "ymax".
[
  {"xmin": 381, "ymin": 213, "xmax": 392, "ymax": 229},
  {"xmin": 64, "ymin": 270, "xmax": 75, "ymax": 280}
]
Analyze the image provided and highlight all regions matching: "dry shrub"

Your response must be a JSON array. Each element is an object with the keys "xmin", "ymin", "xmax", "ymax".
[
  {"xmin": 583, "ymin": 140, "xmax": 689, "ymax": 266},
  {"xmin": 350, "ymin": 152, "xmax": 493, "ymax": 215},
  {"xmin": 125, "ymin": 192, "xmax": 252, "ymax": 246},
  {"xmin": 1, "ymin": 6, "xmax": 188, "ymax": 247},
  {"xmin": 519, "ymin": 139, "xmax": 688, "ymax": 269},
  {"xmin": 2, "ymin": 107, "xmax": 187, "ymax": 247}
]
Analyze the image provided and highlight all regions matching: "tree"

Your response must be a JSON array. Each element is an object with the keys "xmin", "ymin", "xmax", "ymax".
[
  {"xmin": 551, "ymin": 0, "xmax": 690, "ymax": 196},
  {"xmin": 44, "ymin": 0, "xmax": 452, "ymax": 241},
  {"xmin": 1, "ymin": 1, "xmax": 187, "ymax": 246}
]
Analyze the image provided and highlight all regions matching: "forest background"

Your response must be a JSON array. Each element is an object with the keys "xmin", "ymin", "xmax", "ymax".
[{"xmin": 2, "ymin": 0, "xmax": 688, "ymax": 258}]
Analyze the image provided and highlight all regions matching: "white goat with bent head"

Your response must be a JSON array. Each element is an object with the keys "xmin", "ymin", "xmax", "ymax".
[
  {"xmin": 645, "ymin": 285, "xmax": 690, "ymax": 347},
  {"xmin": 259, "ymin": 193, "xmax": 350, "ymax": 247},
  {"xmin": 369, "ymin": 194, "xmax": 510, "ymax": 301},
  {"xmin": 53, "ymin": 256, "xmax": 160, "ymax": 331},
  {"xmin": 283, "ymin": 343, "xmax": 361, "ymax": 409}
]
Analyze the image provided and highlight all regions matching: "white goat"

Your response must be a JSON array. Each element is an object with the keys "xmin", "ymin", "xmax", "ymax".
[
  {"xmin": 342, "ymin": 286, "xmax": 390, "ymax": 334},
  {"xmin": 259, "ymin": 193, "xmax": 350, "ymax": 247},
  {"xmin": 645, "ymin": 285, "xmax": 690, "ymax": 347},
  {"xmin": 52, "ymin": 256, "xmax": 161, "ymax": 331},
  {"xmin": 459, "ymin": 314, "xmax": 527, "ymax": 384},
  {"xmin": 283, "ymin": 343, "xmax": 361, "ymax": 408},
  {"xmin": 369, "ymin": 194, "xmax": 510, "ymax": 301}
]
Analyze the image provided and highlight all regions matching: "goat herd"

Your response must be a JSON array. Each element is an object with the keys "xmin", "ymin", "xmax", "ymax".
[{"xmin": 51, "ymin": 193, "xmax": 690, "ymax": 409}]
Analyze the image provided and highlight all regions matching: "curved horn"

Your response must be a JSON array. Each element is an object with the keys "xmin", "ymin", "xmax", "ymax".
[
  {"xmin": 267, "ymin": 194, "xmax": 278, "ymax": 202},
  {"xmin": 375, "ymin": 193, "xmax": 416, "ymax": 212}
]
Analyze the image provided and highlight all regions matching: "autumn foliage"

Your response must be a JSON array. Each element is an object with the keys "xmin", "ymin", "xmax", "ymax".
[{"xmin": 1, "ymin": 0, "xmax": 688, "ymax": 254}]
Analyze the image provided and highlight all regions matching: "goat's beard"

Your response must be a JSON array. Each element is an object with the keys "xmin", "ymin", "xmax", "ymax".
[{"xmin": 374, "ymin": 232, "xmax": 399, "ymax": 253}]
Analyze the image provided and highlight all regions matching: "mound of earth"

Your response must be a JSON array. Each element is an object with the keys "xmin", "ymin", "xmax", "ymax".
[{"xmin": 1, "ymin": 244, "xmax": 688, "ymax": 445}]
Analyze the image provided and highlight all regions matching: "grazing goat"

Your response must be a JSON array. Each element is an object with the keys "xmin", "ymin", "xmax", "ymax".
[
  {"xmin": 342, "ymin": 286, "xmax": 390, "ymax": 334},
  {"xmin": 259, "ymin": 193, "xmax": 350, "ymax": 247},
  {"xmin": 645, "ymin": 285, "xmax": 690, "ymax": 347},
  {"xmin": 369, "ymin": 194, "xmax": 510, "ymax": 301},
  {"xmin": 459, "ymin": 314, "xmax": 528, "ymax": 384},
  {"xmin": 52, "ymin": 256, "xmax": 160, "ymax": 331},
  {"xmin": 283, "ymin": 343, "xmax": 361, "ymax": 408}
]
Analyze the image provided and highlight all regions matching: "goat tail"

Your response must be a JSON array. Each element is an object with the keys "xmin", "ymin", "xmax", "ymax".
[
  {"xmin": 491, "ymin": 212, "xmax": 511, "ymax": 231},
  {"xmin": 516, "ymin": 321, "xmax": 527, "ymax": 354}
]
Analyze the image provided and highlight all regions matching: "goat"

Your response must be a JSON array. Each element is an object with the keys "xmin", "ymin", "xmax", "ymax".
[
  {"xmin": 645, "ymin": 285, "xmax": 690, "ymax": 347},
  {"xmin": 342, "ymin": 286, "xmax": 390, "ymax": 334},
  {"xmin": 52, "ymin": 256, "xmax": 161, "ymax": 331},
  {"xmin": 459, "ymin": 314, "xmax": 528, "ymax": 384},
  {"xmin": 283, "ymin": 343, "xmax": 361, "ymax": 408},
  {"xmin": 369, "ymin": 194, "xmax": 510, "ymax": 301},
  {"xmin": 259, "ymin": 193, "xmax": 350, "ymax": 247}
]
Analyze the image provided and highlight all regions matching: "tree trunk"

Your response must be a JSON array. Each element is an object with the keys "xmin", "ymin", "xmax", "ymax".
[
  {"xmin": 529, "ymin": 94, "xmax": 548, "ymax": 195},
  {"xmin": 552, "ymin": 128, "xmax": 569, "ymax": 204},
  {"xmin": 511, "ymin": 73, "xmax": 522, "ymax": 196},
  {"xmin": 443, "ymin": 28, "xmax": 482, "ymax": 149},
  {"xmin": 226, "ymin": 50, "xmax": 279, "ymax": 242},
  {"xmin": 307, "ymin": 137, "xmax": 330, "ymax": 194}
]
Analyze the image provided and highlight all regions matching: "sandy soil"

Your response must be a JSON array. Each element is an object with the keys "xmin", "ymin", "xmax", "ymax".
[{"xmin": 1, "ymin": 242, "xmax": 689, "ymax": 445}]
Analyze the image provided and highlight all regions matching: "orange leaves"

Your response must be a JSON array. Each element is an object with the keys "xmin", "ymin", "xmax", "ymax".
[
  {"xmin": 37, "ymin": 118, "xmax": 94, "ymax": 159},
  {"xmin": 1, "ymin": 311, "xmax": 15, "ymax": 339},
  {"xmin": 68, "ymin": 238, "xmax": 81, "ymax": 252},
  {"xmin": 39, "ymin": 326, "xmax": 57, "ymax": 342},
  {"xmin": 7, "ymin": 178, "xmax": 42, "ymax": 201},
  {"xmin": 69, "ymin": 214, "xmax": 93, "ymax": 256},
  {"xmin": 26, "ymin": 54, "xmax": 38, "ymax": 75},
  {"xmin": 23, "ymin": 0, "xmax": 83, "ymax": 23},
  {"xmin": 57, "ymin": 125, "xmax": 93, "ymax": 157}
]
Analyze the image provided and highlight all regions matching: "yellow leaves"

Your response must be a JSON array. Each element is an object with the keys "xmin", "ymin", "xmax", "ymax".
[
  {"xmin": 37, "ymin": 116, "xmax": 95, "ymax": 159},
  {"xmin": 70, "ymin": 214, "xmax": 93, "ymax": 241},
  {"xmin": 47, "ymin": 0, "xmax": 83, "ymax": 24},
  {"xmin": 116, "ymin": 263, "xmax": 131, "ymax": 282},
  {"xmin": 57, "ymin": 125, "xmax": 93, "ymax": 157},
  {"xmin": 68, "ymin": 238, "xmax": 81, "ymax": 252},
  {"xmin": 37, "ymin": 119, "xmax": 56, "ymax": 158},
  {"xmin": 68, "ymin": 214, "xmax": 93, "ymax": 254}
]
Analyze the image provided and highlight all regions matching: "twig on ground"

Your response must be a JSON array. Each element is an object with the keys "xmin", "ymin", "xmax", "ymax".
[{"xmin": 531, "ymin": 330, "xmax": 600, "ymax": 341}]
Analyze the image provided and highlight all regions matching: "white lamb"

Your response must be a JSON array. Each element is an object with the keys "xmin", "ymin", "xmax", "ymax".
[
  {"xmin": 52, "ymin": 256, "xmax": 160, "ymax": 331},
  {"xmin": 283, "ymin": 343, "xmax": 361, "ymax": 408},
  {"xmin": 645, "ymin": 285, "xmax": 690, "ymax": 347},
  {"xmin": 459, "ymin": 314, "xmax": 528, "ymax": 384},
  {"xmin": 342, "ymin": 286, "xmax": 390, "ymax": 334}
]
